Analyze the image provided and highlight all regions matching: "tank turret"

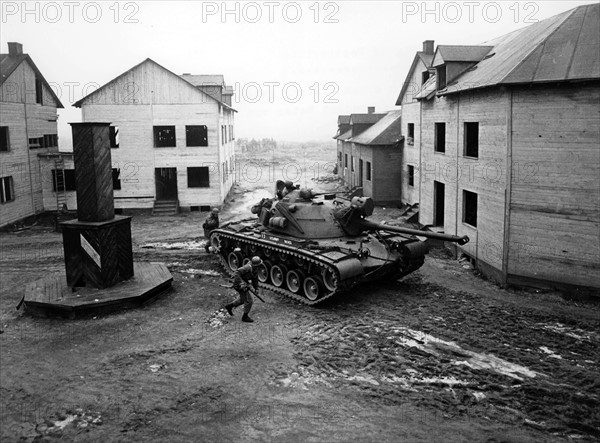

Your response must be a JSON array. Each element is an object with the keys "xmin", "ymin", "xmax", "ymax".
[{"xmin": 209, "ymin": 180, "xmax": 469, "ymax": 305}]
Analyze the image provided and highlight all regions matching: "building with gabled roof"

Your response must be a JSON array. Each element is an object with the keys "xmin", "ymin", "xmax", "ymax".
[
  {"xmin": 1, "ymin": 42, "xmax": 64, "ymax": 227},
  {"xmin": 396, "ymin": 3, "xmax": 599, "ymax": 290},
  {"xmin": 69, "ymin": 58, "xmax": 236, "ymax": 214},
  {"xmin": 334, "ymin": 108, "xmax": 402, "ymax": 204}
]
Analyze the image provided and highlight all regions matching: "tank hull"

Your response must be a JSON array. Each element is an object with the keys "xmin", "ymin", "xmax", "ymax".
[{"xmin": 210, "ymin": 220, "xmax": 428, "ymax": 305}]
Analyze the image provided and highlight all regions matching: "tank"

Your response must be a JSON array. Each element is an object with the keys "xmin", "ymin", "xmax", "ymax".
[{"xmin": 210, "ymin": 180, "xmax": 469, "ymax": 305}]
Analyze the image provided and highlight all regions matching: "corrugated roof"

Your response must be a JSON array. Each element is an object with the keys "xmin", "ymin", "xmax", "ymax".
[
  {"xmin": 350, "ymin": 113, "xmax": 386, "ymax": 125},
  {"xmin": 0, "ymin": 53, "xmax": 64, "ymax": 108},
  {"xmin": 432, "ymin": 45, "xmax": 493, "ymax": 66},
  {"xmin": 350, "ymin": 110, "xmax": 403, "ymax": 146},
  {"xmin": 180, "ymin": 74, "xmax": 225, "ymax": 87},
  {"xmin": 442, "ymin": 3, "xmax": 599, "ymax": 95}
]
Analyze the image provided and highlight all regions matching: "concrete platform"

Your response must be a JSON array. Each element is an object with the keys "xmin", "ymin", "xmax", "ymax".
[{"xmin": 22, "ymin": 262, "xmax": 173, "ymax": 318}]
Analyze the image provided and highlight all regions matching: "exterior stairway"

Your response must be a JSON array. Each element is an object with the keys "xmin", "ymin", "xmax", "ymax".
[
  {"xmin": 399, "ymin": 203, "xmax": 419, "ymax": 224},
  {"xmin": 153, "ymin": 200, "xmax": 179, "ymax": 215}
]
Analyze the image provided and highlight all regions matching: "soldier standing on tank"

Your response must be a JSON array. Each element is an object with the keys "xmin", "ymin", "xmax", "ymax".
[
  {"xmin": 203, "ymin": 208, "xmax": 220, "ymax": 252},
  {"xmin": 224, "ymin": 256, "xmax": 262, "ymax": 323}
]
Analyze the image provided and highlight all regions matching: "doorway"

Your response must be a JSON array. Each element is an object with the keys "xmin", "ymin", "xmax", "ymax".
[
  {"xmin": 155, "ymin": 168, "xmax": 178, "ymax": 200},
  {"xmin": 433, "ymin": 181, "xmax": 445, "ymax": 226}
]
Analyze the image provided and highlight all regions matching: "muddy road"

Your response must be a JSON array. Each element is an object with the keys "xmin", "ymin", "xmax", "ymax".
[{"xmin": 1, "ymin": 152, "xmax": 599, "ymax": 442}]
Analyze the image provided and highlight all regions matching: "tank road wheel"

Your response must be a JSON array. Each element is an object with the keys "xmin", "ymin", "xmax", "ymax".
[
  {"xmin": 286, "ymin": 269, "xmax": 305, "ymax": 293},
  {"xmin": 270, "ymin": 264, "xmax": 288, "ymax": 288},
  {"xmin": 303, "ymin": 276, "xmax": 324, "ymax": 301},
  {"xmin": 322, "ymin": 268, "xmax": 337, "ymax": 292},
  {"xmin": 294, "ymin": 256, "xmax": 306, "ymax": 268},
  {"xmin": 263, "ymin": 248, "xmax": 273, "ymax": 258},
  {"xmin": 227, "ymin": 251, "xmax": 244, "ymax": 271},
  {"xmin": 257, "ymin": 260, "xmax": 272, "ymax": 284}
]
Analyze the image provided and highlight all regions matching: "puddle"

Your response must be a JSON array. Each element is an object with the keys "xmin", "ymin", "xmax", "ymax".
[{"xmin": 390, "ymin": 327, "xmax": 540, "ymax": 380}]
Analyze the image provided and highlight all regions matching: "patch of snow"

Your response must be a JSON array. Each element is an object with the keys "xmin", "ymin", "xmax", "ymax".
[
  {"xmin": 539, "ymin": 346, "xmax": 563, "ymax": 359},
  {"xmin": 140, "ymin": 241, "xmax": 205, "ymax": 250}
]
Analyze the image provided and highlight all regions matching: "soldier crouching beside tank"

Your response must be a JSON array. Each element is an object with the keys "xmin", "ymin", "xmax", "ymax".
[
  {"xmin": 203, "ymin": 208, "xmax": 220, "ymax": 252},
  {"xmin": 224, "ymin": 256, "xmax": 262, "ymax": 323}
]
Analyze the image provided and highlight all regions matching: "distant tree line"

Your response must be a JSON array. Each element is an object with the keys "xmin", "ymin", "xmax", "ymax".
[{"xmin": 236, "ymin": 138, "xmax": 277, "ymax": 153}]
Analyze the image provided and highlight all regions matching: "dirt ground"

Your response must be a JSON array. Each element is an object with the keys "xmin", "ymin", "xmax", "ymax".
[{"xmin": 1, "ymin": 149, "xmax": 599, "ymax": 442}]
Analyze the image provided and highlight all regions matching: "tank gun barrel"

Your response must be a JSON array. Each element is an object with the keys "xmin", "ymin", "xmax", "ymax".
[{"xmin": 358, "ymin": 219, "xmax": 470, "ymax": 245}]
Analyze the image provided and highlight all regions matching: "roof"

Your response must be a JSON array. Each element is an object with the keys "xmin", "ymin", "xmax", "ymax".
[
  {"xmin": 350, "ymin": 110, "xmax": 403, "ymax": 146},
  {"xmin": 180, "ymin": 74, "xmax": 225, "ymax": 87},
  {"xmin": 0, "ymin": 53, "xmax": 64, "ymax": 108},
  {"xmin": 224, "ymin": 85, "xmax": 234, "ymax": 95},
  {"xmin": 395, "ymin": 51, "xmax": 434, "ymax": 105},
  {"xmin": 74, "ymin": 58, "xmax": 236, "ymax": 111},
  {"xmin": 334, "ymin": 128, "xmax": 353, "ymax": 141},
  {"xmin": 441, "ymin": 3, "xmax": 600, "ymax": 95},
  {"xmin": 432, "ymin": 45, "xmax": 493, "ymax": 66},
  {"xmin": 338, "ymin": 115, "xmax": 350, "ymax": 125},
  {"xmin": 415, "ymin": 74, "xmax": 437, "ymax": 100},
  {"xmin": 349, "ymin": 113, "xmax": 386, "ymax": 125}
]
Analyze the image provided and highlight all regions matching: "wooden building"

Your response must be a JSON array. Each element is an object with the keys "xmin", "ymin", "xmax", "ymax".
[
  {"xmin": 72, "ymin": 59, "xmax": 236, "ymax": 214},
  {"xmin": 396, "ymin": 3, "xmax": 600, "ymax": 289},
  {"xmin": 0, "ymin": 42, "xmax": 64, "ymax": 227},
  {"xmin": 334, "ymin": 107, "xmax": 386, "ymax": 195}
]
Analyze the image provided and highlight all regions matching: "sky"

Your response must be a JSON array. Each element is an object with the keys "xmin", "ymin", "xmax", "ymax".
[{"xmin": 1, "ymin": 0, "xmax": 597, "ymax": 146}]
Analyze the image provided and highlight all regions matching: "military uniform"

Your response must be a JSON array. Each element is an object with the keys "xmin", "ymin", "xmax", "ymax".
[
  {"xmin": 203, "ymin": 210, "xmax": 220, "ymax": 252},
  {"xmin": 225, "ymin": 258, "xmax": 262, "ymax": 322}
]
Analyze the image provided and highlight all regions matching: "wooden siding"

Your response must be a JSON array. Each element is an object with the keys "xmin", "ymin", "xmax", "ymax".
[
  {"xmin": 372, "ymin": 146, "xmax": 402, "ymax": 205},
  {"xmin": 79, "ymin": 60, "xmax": 235, "ymax": 210},
  {"xmin": 401, "ymin": 58, "xmax": 429, "ymax": 105},
  {"xmin": 0, "ymin": 59, "xmax": 59, "ymax": 226},
  {"xmin": 508, "ymin": 84, "xmax": 600, "ymax": 288},
  {"xmin": 420, "ymin": 89, "xmax": 509, "ymax": 271},
  {"xmin": 401, "ymin": 102, "xmax": 421, "ymax": 205}
]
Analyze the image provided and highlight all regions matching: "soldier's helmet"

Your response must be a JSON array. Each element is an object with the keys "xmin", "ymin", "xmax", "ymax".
[
  {"xmin": 251, "ymin": 256, "xmax": 263, "ymax": 267},
  {"xmin": 212, "ymin": 208, "xmax": 219, "ymax": 214}
]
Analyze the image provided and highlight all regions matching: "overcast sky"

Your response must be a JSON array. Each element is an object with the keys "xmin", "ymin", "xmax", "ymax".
[{"xmin": 1, "ymin": 1, "xmax": 596, "ymax": 145}]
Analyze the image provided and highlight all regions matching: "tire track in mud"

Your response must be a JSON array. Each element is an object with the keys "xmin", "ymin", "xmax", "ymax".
[{"xmin": 284, "ymin": 279, "xmax": 600, "ymax": 439}]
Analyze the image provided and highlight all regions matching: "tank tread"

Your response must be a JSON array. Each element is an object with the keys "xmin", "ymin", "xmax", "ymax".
[{"xmin": 210, "ymin": 230, "xmax": 347, "ymax": 305}]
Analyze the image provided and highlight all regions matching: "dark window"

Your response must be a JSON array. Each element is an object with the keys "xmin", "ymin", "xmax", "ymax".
[
  {"xmin": 35, "ymin": 78, "xmax": 43, "ymax": 104},
  {"xmin": 422, "ymin": 70, "xmax": 430, "ymax": 85},
  {"xmin": 344, "ymin": 154, "xmax": 348, "ymax": 168},
  {"xmin": 434, "ymin": 123, "xmax": 446, "ymax": 153},
  {"xmin": 43, "ymin": 134, "xmax": 58, "ymax": 149},
  {"xmin": 187, "ymin": 167, "xmax": 210, "ymax": 188},
  {"xmin": 366, "ymin": 161, "xmax": 371, "ymax": 181},
  {"xmin": 464, "ymin": 122, "xmax": 479, "ymax": 158},
  {"xmin": 433, "ymin": 181, "xmax": 445, "ymax": 226},
  {"xmin": 154, "ymin": 126, "xmax": 176, "ymax": 147},
  {"xmin": 52, "ymin": 169, "xmax": 77, "ymax": 192},
  {"xmin": 186, "ymin": 125, "xmax": 208, "ymax": 147},
  {"xmin": 112, "ymin": 169, "xmax": 121, "ymax": 190},
  {"xmin": 437, "ymin": 65, "xmax": 447, "ymax": 90},
  {"xmin": 408, "ymin": 165, "xmax": 415, "ymax": 186},
  {"xmin": 407, "ymin": 123, "xmax": 414, "ymax": 138},
  {"xmin": 0, "ymin": 127, "xmax": 9, "ymax": 152},
  {"xmin": 29, "ymin": 137, "xmax": 42, "ymax": 149},
  {"xmin": 338, "ymin": 152, "xmax": 342, "ymax": 163},
  {"xmin": 110, "ymin": 126, "xmax": 119, "ymax": 148},
  {"xmin": 351, "ymin": 156, "xmax": 355, "ymax": 172},
  {"xmin": 463, "ymin": 190, "xmax": 478, "ymax": 227},
  {"xmin": 0, "ymin": 176, "xmax": 14, "ymax": 203}
]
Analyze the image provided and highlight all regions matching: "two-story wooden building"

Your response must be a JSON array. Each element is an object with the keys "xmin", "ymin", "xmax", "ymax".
[
  {"xmin": 0, "ymin": 42, "xmax": 64, "ymax": 227},
  {"xmin": 72, "ymin": 58, "xmax": 236, "ymax": 214},
  {"xmin": 396, "ymin": 3, "xmax": 599, "ymax": 289}
]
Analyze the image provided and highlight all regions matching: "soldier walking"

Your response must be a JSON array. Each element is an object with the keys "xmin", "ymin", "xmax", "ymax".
[{"xmin": 225, "ymin": 256, "xmax": 263, "ymax": 323}]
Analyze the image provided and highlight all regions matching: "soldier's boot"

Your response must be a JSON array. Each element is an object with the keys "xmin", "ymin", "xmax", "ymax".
[
  {"xmin": 225, "ymin": 304, "xmax": 234, "ymax": 316},
  {"xmin": 242, "ymin": 313, "xmax": 254, "ymax": 323}
]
